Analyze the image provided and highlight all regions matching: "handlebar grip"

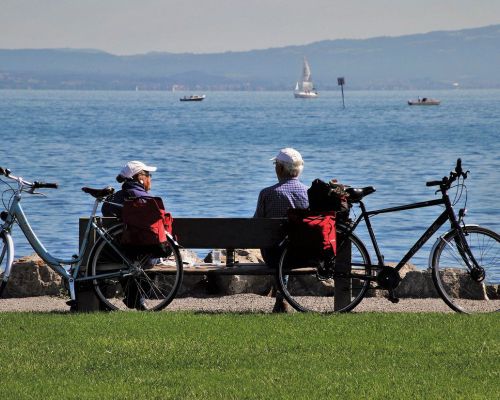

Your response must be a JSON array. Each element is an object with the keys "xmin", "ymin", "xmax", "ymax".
[
  {"xmin": 455, "ymin": 158, "xmax": 463, "ymax": 176},
  {"xmin": 426, "ymin": 180, "xmax": 442, "ymax": 187},
  {"xmin": 33, "ymin": 181, "xmax": 59, "ymax": 189}
]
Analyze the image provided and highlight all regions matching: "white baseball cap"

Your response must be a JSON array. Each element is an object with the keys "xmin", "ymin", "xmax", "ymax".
[
  {"xmin": 271, "ymin": 148, "xmax": 303, "ymax": 165},
  {"xmin": 119, "ymin": 160, "xmax": 157, "ymax": 179}
]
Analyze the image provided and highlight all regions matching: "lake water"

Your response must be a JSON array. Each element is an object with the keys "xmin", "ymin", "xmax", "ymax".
[{"xmin": 1, "ymin": 89, "xmax": 499, "ymax": 268}]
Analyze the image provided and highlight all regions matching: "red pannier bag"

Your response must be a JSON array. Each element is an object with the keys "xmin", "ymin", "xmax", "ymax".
[
  {"xmin": 287, "ymin": 208, "xmax": 337, "ymax": 258},
  {"xmin": 121, "ymin": 197, "xmax": 173, "ymax": 256}
]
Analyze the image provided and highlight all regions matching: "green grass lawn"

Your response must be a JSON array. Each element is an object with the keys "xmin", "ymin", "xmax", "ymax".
[{"xmin": 0, "ymin": 312, "xmax": 498, "ymax": 399}]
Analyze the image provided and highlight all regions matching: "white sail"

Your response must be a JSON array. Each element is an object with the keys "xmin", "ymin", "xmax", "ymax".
[
  {"xmin": 302, "ymin": 58, "xmax": 312, "ymax": 82},
  {"xmin": 294, "ymin": 57, "xmax": 318, "ymax": 98}
]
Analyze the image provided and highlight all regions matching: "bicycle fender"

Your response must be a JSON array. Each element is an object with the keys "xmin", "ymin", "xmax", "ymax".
[
  {"xmin": 1, "ymin": 231, "xmax": 14, "ymax": 282},
  {"xmin": 427, "ymin": 224, "xmax": 481, "ymax": 269}
]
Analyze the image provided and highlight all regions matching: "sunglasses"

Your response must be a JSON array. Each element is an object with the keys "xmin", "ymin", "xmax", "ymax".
[{"xmin": 140, "ymin": 171, "xmax": 152, "ymax": 177}]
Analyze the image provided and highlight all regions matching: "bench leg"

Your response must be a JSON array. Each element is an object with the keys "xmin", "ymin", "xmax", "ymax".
[
  {"xmin": 74, "ymin": 282, "xmax": 101, "ymax": 312},
  {"xmin": 334, "ymin": 234, "xmax": 352, "ymax": 311},
  {"xmin": 206, "ymin": 271, "xmax": 220, "ymax": 294}
]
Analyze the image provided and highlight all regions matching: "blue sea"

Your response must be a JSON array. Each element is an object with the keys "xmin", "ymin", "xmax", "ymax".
[{"xmin": 1, "ymin": 89, "xmax": 499, "ymax": 268}]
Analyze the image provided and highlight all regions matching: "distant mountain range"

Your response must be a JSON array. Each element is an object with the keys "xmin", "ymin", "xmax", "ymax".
[{"xmin": 1, "ymin": 24, "xmax": 499, "ymax": 90}]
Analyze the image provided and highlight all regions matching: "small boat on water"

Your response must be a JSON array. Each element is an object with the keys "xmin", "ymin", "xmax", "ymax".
[
  {"xmin": 294, "ymin": 57, "xmax": 318, "ymax": 98},
  {"xmin": 408, "ymin": 97, "xmax": 440, "ymax": 106},
  {"xmin": 180, "ymin": 94, "xmax": 205, "ymax": 102}
]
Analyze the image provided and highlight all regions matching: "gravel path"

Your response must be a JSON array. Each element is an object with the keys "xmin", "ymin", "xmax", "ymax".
[{"xmin": 0, "ymin": 295, "xmax": 457, "ymax": 313}]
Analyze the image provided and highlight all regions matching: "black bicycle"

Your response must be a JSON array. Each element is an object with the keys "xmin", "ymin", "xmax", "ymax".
[{"xmin": 277, "ymin": 159, "xmax": 499, "ymax": 313}]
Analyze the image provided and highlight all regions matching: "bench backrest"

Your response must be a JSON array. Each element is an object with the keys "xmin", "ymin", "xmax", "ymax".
[
  {"xmin": 172, "ymin": 218, "xmax": 286, "ymax": 248},
  {"xmin": 79, "ymin": 217, "xmax": 286, "ymax": 250}
]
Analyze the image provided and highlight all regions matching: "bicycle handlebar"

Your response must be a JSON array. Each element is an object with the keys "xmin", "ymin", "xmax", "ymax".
[
  {"xmin": 426, "ymin": 180, "xmax": 443, "ymax": 187},
  {"xmin": 0, "ymin": 166, "xmax": 58, "ymax": 189},
  {"xmin": 33, "ymin": 181, "xmax": 59, "ymax": 189},
  {"xmin": 425, "ymin": 158, "xmax": 469, "ymax": 189}
]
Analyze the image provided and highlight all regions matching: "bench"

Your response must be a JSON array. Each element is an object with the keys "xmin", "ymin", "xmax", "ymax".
[
  {"xmin": 79, "ymin": 217, "xmax": 286, "ymax": 271},
  {"xmin": 76, "ymin": 217, "xmax": 351, "ymax": 311}
]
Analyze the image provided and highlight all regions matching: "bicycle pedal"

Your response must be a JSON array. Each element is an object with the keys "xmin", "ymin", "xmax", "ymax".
[{"xmin": 386, "ymin": 290, "xmax": 400, "ymax": 304}]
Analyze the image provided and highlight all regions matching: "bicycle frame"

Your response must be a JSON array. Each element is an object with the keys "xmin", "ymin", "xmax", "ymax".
[
  {"xmin": 344, "ymin": 189, "xmax": 475, "ymax": 274},
  {"xmin": 2, "ymin": 192, "xmax": 135, "ymax": 300}
]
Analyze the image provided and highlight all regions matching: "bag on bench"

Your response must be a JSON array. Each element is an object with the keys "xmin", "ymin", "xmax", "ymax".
[
  {"xmin": 121, "ymin": 197, "xmax": 173, "ymax": 257},
  {"xmin": 307, "ymin": 178, "xmax": 350, "ymax": 221},
  {"xmin": 287, "ymin": 208, "xmax": 337, "ymax": 260}
]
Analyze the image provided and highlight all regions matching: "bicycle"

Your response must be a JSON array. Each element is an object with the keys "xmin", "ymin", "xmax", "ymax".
[
  {"xmin": 0, "ymin": 166, "xmax": 183, "ymax": 311},
  {"xmin": 277, "ymin": 159, "xmax": 500, "ymax": 313}
]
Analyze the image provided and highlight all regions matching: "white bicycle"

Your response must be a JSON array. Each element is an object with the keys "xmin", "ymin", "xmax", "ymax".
[{"xmin": 0, "ymin": 166, "xmax": 184, "ymax": 311}]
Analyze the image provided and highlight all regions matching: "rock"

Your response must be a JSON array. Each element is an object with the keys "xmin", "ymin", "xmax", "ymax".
[
  {"xmin": 198, "ymin": 248, "xmax": 272, "ymax": 295},
  {"xmin": 365, "ymin": 263, "xmax": 439, "ymax": 298},
  {"xmin": 214, "ymin": 275, "xmax": 273, "ymax": 296},
  {"xmin": 234, "ymin": 248, "xmax": 265, "ymax": 264},
  {"xmin": 395, "ymin": 270, "xmax": 440, "ymax": 298},
  {"xmin": 486, "ymin": 284, "xmax": 500, "ymax": 300},
  {"xmin": 3, "ymin": 254, "xmax": 63, "ymax": 297},
  {"xmin": 179, "ymin": 248, "xmax": 203, "ymax": 266},
  {"xmin": 434, "ymin": 268, "xmax": 490, "ymax": 300}
]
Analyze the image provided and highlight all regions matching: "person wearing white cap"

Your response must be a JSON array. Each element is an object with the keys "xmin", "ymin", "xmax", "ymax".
[
  {"xmin": 102, "ymin": 160, "xmax": 158, "ymax": 218},
  {"xmin": 101, "ymin": 160, "xmax": 161, "ymax": 310},
  {"xmin": 254, "ymin": 148, "xmax": 308, "ymax": 219},
  {"xmin": 254, "ymin": 148, "xmax": 309, "ymax": 312}
]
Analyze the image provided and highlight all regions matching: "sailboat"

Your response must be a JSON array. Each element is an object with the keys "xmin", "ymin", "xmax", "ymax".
[{"xmin": 294, "ymin": 57, "xmax": 318, "ymax": 98}]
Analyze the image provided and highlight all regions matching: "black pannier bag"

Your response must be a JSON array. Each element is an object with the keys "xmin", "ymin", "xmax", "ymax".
[{"xmin": 307, "ymin": 178, "xmax": 350, "ymax": 221}]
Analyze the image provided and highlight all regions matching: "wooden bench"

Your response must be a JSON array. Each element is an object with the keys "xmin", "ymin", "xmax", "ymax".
[
  {"xmin": 79, "ymin": 217, "xmax": 286, "ymax": 271},
  {"xmin": 77, "ymin": 216, "xmax": 351, "ymax": 311}
]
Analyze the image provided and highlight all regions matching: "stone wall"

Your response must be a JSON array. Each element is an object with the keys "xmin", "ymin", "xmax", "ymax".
[{"xmin": 2, "ymin": 253, "xmax": 498, "ymax": 300}]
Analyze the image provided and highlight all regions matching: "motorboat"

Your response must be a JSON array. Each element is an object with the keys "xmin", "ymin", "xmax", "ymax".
[
  {"xmin": 180, "ymin": 94, "xmax": 206, "ymax": 102},
  {"xmin": 294, "ymin": 57, "xmax": 318, "ymax": 98},
  {"xmin": 408, "ymin": 97, "xmax": 440, "ymax": 106}
]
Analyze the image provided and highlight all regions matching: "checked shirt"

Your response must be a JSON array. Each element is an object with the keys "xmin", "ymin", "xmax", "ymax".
[{"xmin": 254, "ymin": 178, "xmax": 309, "ymax": 218}]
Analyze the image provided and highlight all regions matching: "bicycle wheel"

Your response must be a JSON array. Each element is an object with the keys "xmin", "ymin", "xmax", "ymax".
[
  {"xmin": 431, "ymin": 225, "xmax": 500, "ymax": 313},
  {"xmin": 277, "ymin": 229, "xmax": 372, "ymax": 312},
  {"xmin": 88, "ymin": 225, "xmax": 183, "ymax": 311}
]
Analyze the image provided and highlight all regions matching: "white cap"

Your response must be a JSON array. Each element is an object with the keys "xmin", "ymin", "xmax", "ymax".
[
  {"xmin": 271, "ymin": 148, "xmax": 303, "ymax": 165},
  {"xmin": 119, "ymin": 160, "xmax": 157, "ymax": 179}
]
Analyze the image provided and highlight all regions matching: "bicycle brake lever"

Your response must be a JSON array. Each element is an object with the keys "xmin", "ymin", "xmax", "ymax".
[{"xmin": 27, "ymin": 187, "xmax": 47, "ymax": 197}]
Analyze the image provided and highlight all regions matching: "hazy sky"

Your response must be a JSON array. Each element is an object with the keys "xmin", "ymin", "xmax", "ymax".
[{"xmin": 2, "ymin": 0, "xmax": 499, "ymax": 54}]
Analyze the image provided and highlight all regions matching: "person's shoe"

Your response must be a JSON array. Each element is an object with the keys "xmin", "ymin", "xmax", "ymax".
[
  {"xmin": 136, "ymin": 297, "xmax": 147, "ymax": 311},
  {"xmin": 272, "ymin": 298, "xmax": 290, "ymax": 313}
]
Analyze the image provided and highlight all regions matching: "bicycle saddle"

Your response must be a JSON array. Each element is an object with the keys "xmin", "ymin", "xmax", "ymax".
[
  {"xmin": 346, "ymin": 186, "xmax": 376, "ymax": 203},
  {"xmin": 82, "ymin": 186, "xmax": 115, "ymax": 199}
]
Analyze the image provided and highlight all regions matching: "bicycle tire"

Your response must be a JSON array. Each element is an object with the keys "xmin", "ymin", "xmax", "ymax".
[
  {"xmin": 88, "ymin": 224, "xmax": 183, "ymax": 311},
  {"xmin": 431, "ymin": 225, "xmax": 500, "ymax": 313},
  {"xmin": 277, "ymin": 227, "xmax": 372, "ymax": 313}
]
